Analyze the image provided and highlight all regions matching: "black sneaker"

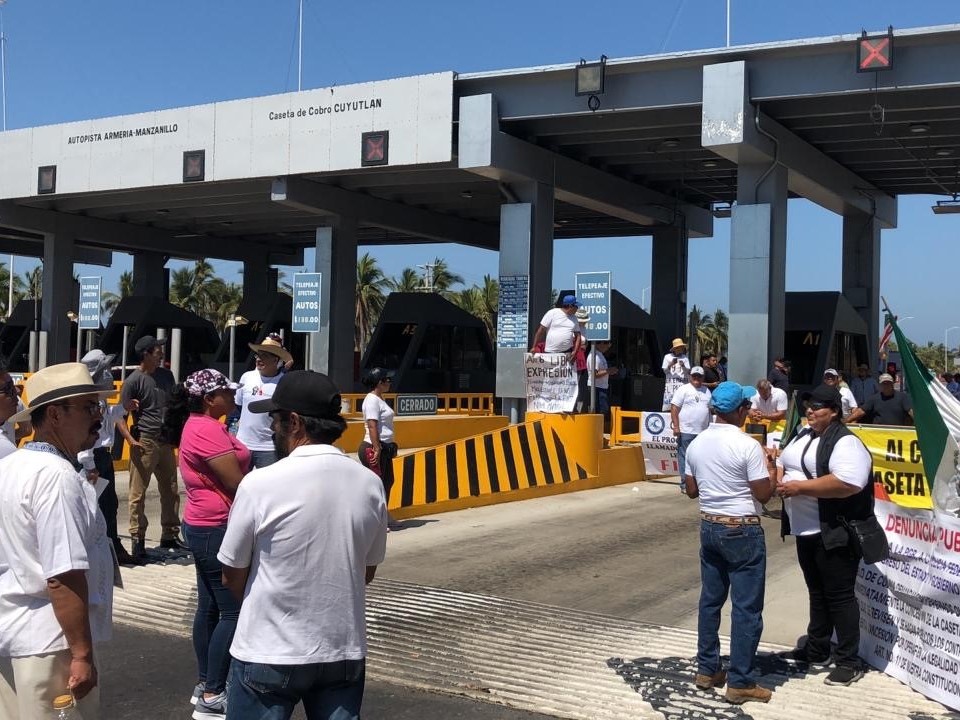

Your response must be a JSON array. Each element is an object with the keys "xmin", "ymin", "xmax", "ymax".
[
  {"xmin": 160, "ymin": 537, "xmax": 189, "ymax": 551},
  {"xmin": 824, "ymin": 665, "xmax": 864, "ymax": 686},
  {"xmin": 787, "ymin": 646, "xmax": 832, "ymax": 668}
]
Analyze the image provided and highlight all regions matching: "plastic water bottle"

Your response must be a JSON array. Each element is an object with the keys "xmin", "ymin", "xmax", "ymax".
[{"xmin": 53, "ymin": 694, "xmax": 77, "ymax": 718}]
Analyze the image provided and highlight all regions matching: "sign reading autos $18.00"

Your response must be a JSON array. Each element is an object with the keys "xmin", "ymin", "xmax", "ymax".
[{"xmin": 292, "ymin": 273, "xmax": 322, "ymax": 333}]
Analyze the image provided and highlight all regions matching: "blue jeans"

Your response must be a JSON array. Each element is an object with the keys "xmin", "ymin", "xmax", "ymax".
[
  {"xmin": 697, "ymin": 520, "xmax": 766, "ymax": 688},
  {"xmin": 250, "ymin": 449, "xmax": 278, "ymax": 469},
  {"xmin": 227, "ymin": 657, "xmax": 366, "ymax": 720},
  {"xmin": 677, "ymin": 433, "xmax": 697, "ymax": 486},
  {"xmin": 183, "ymin": 522, "xmax": 240, "ymax": 694}
]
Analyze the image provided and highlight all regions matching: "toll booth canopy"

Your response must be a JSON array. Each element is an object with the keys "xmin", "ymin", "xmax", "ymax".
[
  {"xmin": 361, "ymin": 292, "xmax": 494, "ymax": 394},
  {"xmin": 100, "ymin": 296, "xmax": 221, "ymax": 372},
  {"xmin": 784, "ymin": 291, "xmax": 869, "ymax": 388}
]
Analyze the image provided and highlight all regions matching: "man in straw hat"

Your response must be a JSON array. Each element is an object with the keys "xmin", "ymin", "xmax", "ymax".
[
  {"xmin": 661, "ymin": 337, "xmax": 691, "ymax": 411},
  {"xmin": 235, "ymin": 333, "xmax": 294, "ymax": 469},
  {"xmin": 0, "ymin": 363, "xmax": 118, "ymax": 719}
]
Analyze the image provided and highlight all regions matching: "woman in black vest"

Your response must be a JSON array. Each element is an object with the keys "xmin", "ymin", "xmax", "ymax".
[{"xmin": 776, "ymin": 384, "xmax": 874, "ymax": 686}]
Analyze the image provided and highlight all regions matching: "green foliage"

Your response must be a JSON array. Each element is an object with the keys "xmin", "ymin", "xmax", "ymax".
[
  {"xmin": 169, "ymin": 260, "xmax": 242, "ymax": 332},
  {"xmin": 356, "ymin": 253, "xmax": 389, "ymax": 353}
]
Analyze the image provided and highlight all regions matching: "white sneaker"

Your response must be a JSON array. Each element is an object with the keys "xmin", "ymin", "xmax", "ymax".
[{"xmin": 192, "ymin": 691, "xmax": 227, "ymax": 719}]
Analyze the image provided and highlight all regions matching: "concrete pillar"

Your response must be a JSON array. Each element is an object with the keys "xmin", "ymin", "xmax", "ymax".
[
  {"xmin": 842, "ymin": 210, "xmax": 881, "ymax": 369},
  {"xmin": 132, "ymin": 252, "xmax": 168, "ymax": 299},
  {"xmin": 311, "ymin": 218, "xmax": 357, "ymax": 391},
  {"xmin": 495, "ymin": 182, "xmax": 555, "ymax": 419},
  {"xmin": 727, "ymin": 162, "xmax": 788, "ymax": 386},
  {"xmin": 41, "ymin": 232, "xmax": 75, "ymax": 364},
  {"xmin": 650, "ymin": 225, "xmax": 688, "ymax": 354}
]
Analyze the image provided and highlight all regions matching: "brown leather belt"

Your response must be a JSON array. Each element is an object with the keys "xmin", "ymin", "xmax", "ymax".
[{"xmin": 700, "ymin": 512, "xmax": 761, "ymax": 526}]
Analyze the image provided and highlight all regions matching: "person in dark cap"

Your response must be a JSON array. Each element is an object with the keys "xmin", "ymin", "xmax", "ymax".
[
  {"xmin": 218, "ymin": 371, "xmax": 387, "ymax": 719},
  {"xmin": 121, "ymin": 335, "xmax": 184, "ymax": 560},
  {"xmin": 684, "ymin": 382, "xmax": 775, "ymax": 704},
  {"xmin": 776, "ymin": 384, "xmax": 874, "ymax": 687},
  {"xmin": 79, "ymin": 349, "xmax": 141, "ymax": 565}
]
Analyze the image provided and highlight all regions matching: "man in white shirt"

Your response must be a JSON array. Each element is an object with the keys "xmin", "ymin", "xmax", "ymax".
[
  {"xmin": 822, "ymin": 369, "xmax": 857, "ymax": 422},
  {"xmin": 0, "ymin": 363, "xmax": 117, "ymax": 720},
  {"xmin": 684, "ymin": 382, "xmax": 775, "ymax": 705},
  {"xmin": 530, "ymin": 295, "xmax": 582, "ymax": 360},
  {"xmin": 670, "ymin": 367, "xmax": 711, "ymax": 491},
  {"xmin": 219, "ymin": 371, "xmax": 387, "ymax": 720},
  {"xmin": 749, "ymin": 379, "xmax": 788, "ymax": 423}
]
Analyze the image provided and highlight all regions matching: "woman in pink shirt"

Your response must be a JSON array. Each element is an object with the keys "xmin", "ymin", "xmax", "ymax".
[{"xmin": 162, "ymin": 368, "xmax": 250, "ymax": 718}]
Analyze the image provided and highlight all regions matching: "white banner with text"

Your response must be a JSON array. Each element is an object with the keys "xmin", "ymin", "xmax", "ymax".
[
  {"xmin": 525, "ymin": 353, "xmax": 578, "ymax": 414},
  {"xmin": 856, "ymin": 499, "xmax": 960, "ymax": 711}
]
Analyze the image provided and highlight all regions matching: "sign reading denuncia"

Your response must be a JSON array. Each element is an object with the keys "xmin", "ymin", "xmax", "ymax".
[{"xmin": 0, "ymin": 73, "xmax": 453, "ymax": 199}]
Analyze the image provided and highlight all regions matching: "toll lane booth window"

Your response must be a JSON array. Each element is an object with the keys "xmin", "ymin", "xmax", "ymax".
[
  {"xmin": 451, "ymin": 326, "xmax": 491, "ymax": 370},
  {"xmin": 366, "ymin": 323, "xmax": 415, "ymax": 370},
  {"xmin": 415, "ymin": 324, "xmax": 446, "ymax": 370},
  {"xmin": 784, "ymin": 330, "xmax": 820, "ymax": 386}
]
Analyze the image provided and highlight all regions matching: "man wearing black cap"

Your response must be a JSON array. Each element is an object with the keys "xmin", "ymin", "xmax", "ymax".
[
  {"xmin": 121, "ymin": 336, "xmax": 183, "ymax": 559},
  {"xmin": 218, "ymin": 371, "xmax": 387, "ymax": 719}
]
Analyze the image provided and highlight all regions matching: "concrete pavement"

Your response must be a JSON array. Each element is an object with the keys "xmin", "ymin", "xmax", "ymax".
[{"xmin": 106, "ymin": 470, "xmax": 957, "ymax": 718}]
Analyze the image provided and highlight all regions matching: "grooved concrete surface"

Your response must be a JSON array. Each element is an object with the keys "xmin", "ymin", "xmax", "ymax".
[{"xmin": 111, "ymin": 476, "xmax": 958, "ymax": 718}]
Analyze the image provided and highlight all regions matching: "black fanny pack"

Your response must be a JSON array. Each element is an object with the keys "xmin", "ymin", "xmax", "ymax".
[{"xmin": 840, "ymin": 515, "xmax": 889, "ymax": 564}]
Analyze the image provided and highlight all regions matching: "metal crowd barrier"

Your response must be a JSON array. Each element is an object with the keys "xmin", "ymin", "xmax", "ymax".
[
  {"xmin": 609, "ymin": 406, "xmax": 642, "ymax": 444},
  {"xmin": 340, "ymin": 393, "xmax": 495, "ymax": 418}
]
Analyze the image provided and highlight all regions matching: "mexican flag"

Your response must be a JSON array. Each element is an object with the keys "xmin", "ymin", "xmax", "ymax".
[{"xmin": 890, "ymin": 316, "xmax": 960, "ymax": 513}]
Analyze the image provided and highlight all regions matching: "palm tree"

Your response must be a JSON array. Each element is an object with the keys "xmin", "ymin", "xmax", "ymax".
[
  {"xmin": 101, "ymin": 271, "xmax": 134, "ymax": 316},
  {"xmin": 356, "ymin": 253, "xmax": 388, "ymax": 353},
  {"xmin": 169, "ymin": 260, "xmax": 219, "ymax": 317},
  {"xmin": 22, "ymin": 267, "xmax": 43, "ymax": 301},
  {"xmin": 387, "ymin": 267, "xmax": 421, "ymax": 293},
  {"xmin": 712, "ymin": 308, "xmax": 729, "ymax": 357},
  {"xmin": 0, "ymin": 262, "xmax": 26, "ymax": 317},
  {"xmin": 206, "ymin": 280, "xmax": 244, "ymax": 332},
  {"xmin": 449, "ymin": 275, "xmax": 499, "ymax": 343}
]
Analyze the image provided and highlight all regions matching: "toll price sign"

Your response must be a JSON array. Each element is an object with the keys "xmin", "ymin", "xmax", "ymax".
[
  {"xmin": 292, "ymin": 272, "xmax": 322, "ymax": 332},
  {"xmin": 78, "ymin": 276, "xmax": 102, "ymax": 330},
  {"xmin": 575, "ymin": 271, "xmax": 611, "ymax": 342},
  {"xmin": 497, "ymin": 275, "xmax": 529, "ymax": 349}
]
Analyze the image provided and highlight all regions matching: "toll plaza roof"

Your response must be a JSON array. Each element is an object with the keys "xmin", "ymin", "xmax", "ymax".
[{"xmin": 2, "ymin": 24, "xmax": 960, "ymax": 259}]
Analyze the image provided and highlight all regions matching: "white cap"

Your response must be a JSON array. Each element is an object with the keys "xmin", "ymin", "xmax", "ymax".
[
  {"xmin": 823, "ymin": 368, "xmax": 840, "ymax": 377},
  {"xmin": 690, "ymin": 366, "xmax": 705, "ymax": 376}
]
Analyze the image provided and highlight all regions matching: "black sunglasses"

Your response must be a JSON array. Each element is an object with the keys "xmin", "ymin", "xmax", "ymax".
[{"xmin": 805, "ymin": 401, "xmax": 830, "ymax": 411}]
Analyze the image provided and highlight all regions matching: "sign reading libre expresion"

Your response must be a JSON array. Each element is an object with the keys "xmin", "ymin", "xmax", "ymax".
[
  {"xmin": 396, "ymin": 394, "xmax": 438, "ymax": 416},
  {"xmin": 291, "ymin": 273, "xmax": 322, "ymax": 333},
  {"xmin": 78, "ymin": 277, "xmax": 101, "ymax": 330},
  {"xmin": 575, "ymin": 271, "xmax": 611, "ymax": 342}
]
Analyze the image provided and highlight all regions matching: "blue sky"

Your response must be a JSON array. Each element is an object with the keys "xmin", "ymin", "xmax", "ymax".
[{"xmin": 2, "ymin": 0, "xmax": 959, "ymax": 345}]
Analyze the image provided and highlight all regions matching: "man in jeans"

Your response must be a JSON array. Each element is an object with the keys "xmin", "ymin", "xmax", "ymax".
[
  {"xmin": 219, "ymin": 371, "xmax": 387, "ymax": 720},
  {"xmin": 121, "ymin": 336, "xmax": 184, "ymax": 559},
  {"xmin": 684, "ymin": 382, "xmax": 775, "ymax": 704},
  {"xmin": 670, "ymin": 366, "xmax": 711, "ymax": 491}
]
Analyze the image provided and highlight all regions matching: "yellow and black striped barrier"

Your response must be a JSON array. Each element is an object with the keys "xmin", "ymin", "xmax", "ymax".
[{"xmin": 388, "ymin": 412, "xmax": 604, "ymax": 518}]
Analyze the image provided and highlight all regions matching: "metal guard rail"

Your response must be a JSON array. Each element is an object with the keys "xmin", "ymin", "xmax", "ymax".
[{"xmin": 340, "ymin": 393, "xmax": 494, "ymax": 418}]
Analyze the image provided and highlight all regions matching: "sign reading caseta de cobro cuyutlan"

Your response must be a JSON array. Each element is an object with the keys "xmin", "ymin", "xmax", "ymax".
[{"xmin": 0, "ymin": 73, "xmax": 453, "ymax": 199}]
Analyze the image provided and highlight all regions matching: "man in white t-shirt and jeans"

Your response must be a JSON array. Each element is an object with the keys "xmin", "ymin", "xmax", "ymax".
[
  {"xmin": 218, "ymin": 370, "xmax": 387, "ymax": 720},
  {"xmin": 684, "ymin": 381, "xmax": 776, "ymax": 705},
  {"xmin": 749, "ymin": 378, "xmax": 788, "ymax": 423},
  {"xmin": 670, "ymin": 366, "xmax": 711, "ymax": 491},
  {"xmin": 530, "ymin": 294, "xmax": 582, "ymax": 361}
]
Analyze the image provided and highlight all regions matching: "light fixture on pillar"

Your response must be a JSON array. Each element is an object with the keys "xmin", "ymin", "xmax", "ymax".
[
  {"xmin": 37, "ymin": 165, "xmax": 57, "ymax": 194},
  {"xmin": 361, "ymin": 130, "xmax": 389, "ymax": 166},
  {"xmin": 182, "ymin": 150, "xmax": 205, "ymax": 182},
  {"xmin": 711, "ymin": 202, "xmax": 733, "ymax": 219},
  {"xmin": 857, "ymin": 26, "xmax": 893, "ymax": 73},
  {"xmin": 227, "ymin": 314, "xmax": 249, "ymax": 381},
  {"xmin": 575, "ymin": 55, "xmax": 606, "ymax": 112},
  {"xmin": 66, "ymin": 310, "xmax": 78, "ymax": 322}
]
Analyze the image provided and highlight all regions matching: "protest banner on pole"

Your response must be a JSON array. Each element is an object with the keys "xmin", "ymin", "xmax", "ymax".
[
  {"xmin": 856, "ymin": 499, "xmax": 960, "ymax": 711},
  {"xmin": 525, "ymin": 353, "xmax": 578, "ymax": 413}
]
